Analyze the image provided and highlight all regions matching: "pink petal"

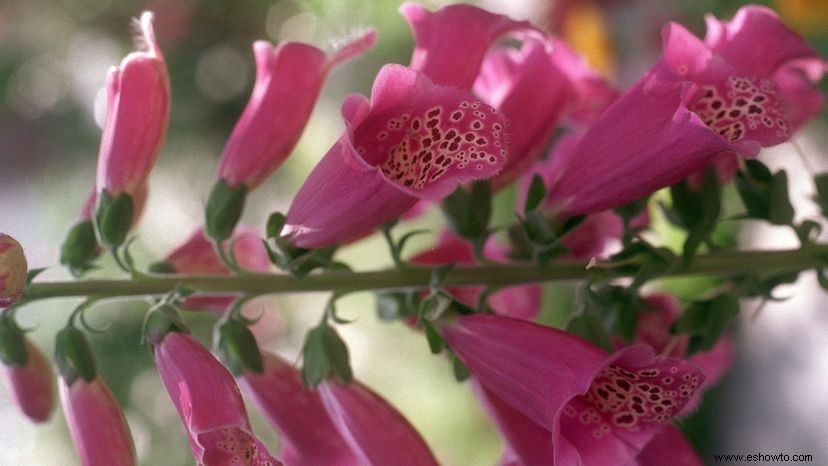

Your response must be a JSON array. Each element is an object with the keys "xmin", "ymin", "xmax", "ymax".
[
  {"xmin": 60, "ymin": 377, "xmax": 136, "ymax": 466},
  {"xmin": 96, "ymin": 12, "xmax": 169, "ymax": 197},
  {"xmin": 319, "ymin": 380, "xmax": 439, "ymax": 466},
  {"xmin": 218, "ymin": 31, "xmax": 375, "ymax": 190},
  {"xmin": 635, "ymin": 426, "xmax": 703, "ymax": 466},
  {"xmin": 400, "ymin": 2, "xmax": 535, "ymax": 90},
  {"xmin": 239, "ymin": 352, "xmax": 358, "ymax": 466},
  {"xmin": 0, "ymin": 233, "xmax": 27, "ymax": 308}
]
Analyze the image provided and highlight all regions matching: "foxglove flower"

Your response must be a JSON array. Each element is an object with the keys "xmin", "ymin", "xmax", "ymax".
[
  {"xmin": 95, "ymin": 12, "xmax": 169, "ymax": 248},
  {"xmin": 0, "ymin": 234, "xmax": 26, "ymax": 308},
  {"xmin": 216, "ymin": 32, "xmax": 376, "ymax": 191},
  {"xmin": 401, "ymin": 2, "xmax": 534, "ymax": 90},
  {"xmin": 319, "ymin": 379, "xmax": 439, "ymax": 466},
  {"xmin": 206, "ymin": 32, "xmax": 376, "ymax": 243},
  {"xmin": 474, "ymin": 36, "xmax": 616, "ymax": 189},
  {"xmin": 545, "ymin": 6, "xmax": 824, "ymax": 217},
  {"xmin": 152, "ymin": 331, "xmax": 280, "ymax": 466},
  {"xmin": 634, "ymin": 425, "xmax": 703, "ymax": 466},
  {"xmin": 152, "ymin": 227, "xmax": 270, "ymax": 311},
  {"xmin": 239, "ymin": 352, "xmax": 359, "ymax": 466},
  {"xmin": 60, "ymin": 376, "xmax": 137, "ymax": 466},
  {"xmin": 282, "ymin": 65, "xmax": 508, "ymax": 248},
  {"xmin": 442, "ymin": 314, "xmax": 705, "ymax": 465},
  {"xmin": 410, "ymin": 231, "xmax": 540, "ymax": 320},
  {"xmin": 1, "ymin": 337, "xmax": 55, "ymax": 422}
]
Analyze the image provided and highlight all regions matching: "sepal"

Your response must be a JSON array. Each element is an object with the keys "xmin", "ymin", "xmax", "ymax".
[
  {"xmin": 214, "ymin": 318, "xmax": 263, "ymax": 376},
  {"xmin": 60, "ymin": 220, "xmax": 101, "ymax": 276},
  {"xmin": 301, "ymin": 321, "xmax": 352, "ymax": 388},
  {"xmin": 205, "ymin": 179, "xmax": 247, "ymax": 243},
  {"xmin": 55, "ymin": 325, "xmax": 97, "ymax": 385},
  {"xmin": 94, "ymin": 190, "xmax": 134, "ymax": 249},
  {"xmin": 0, "ymin": 313, "xmax": 27, "ymax": 367}
]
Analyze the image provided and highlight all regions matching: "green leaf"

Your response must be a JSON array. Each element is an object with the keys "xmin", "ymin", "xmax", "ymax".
[
  {"xmin": 423, "ymin": 321, "xmax": 445, "ymax": 354},
  {"xmin": 566, "ymin": 312, "xmax": 613, "ymax": 352},
  {"xmin": 215, "ymin": 319, "xmax": 263, "ymax": 376},
  {"xmin": 735, "ymin": 160, "xmax": 794, "ymax": 226},
  {"xmin": 452, "ymin": 354, "xmax": 470, "ymax": 382},
  {"xmin": 768, "ymin": 170, "xmax": 794, "ymax": 225},
  {"xmin": 674, "ymin": 294, "xmax": 739, "ymax": 354},
  {"xmin": 55, "ymin": 325, "xmax": 97, "ymax": 385},
  {"xmin": 0, "ymin": 316, "xmax": 27, "ymax": 367},
  {"xmin": 60, "ymin": 220, "xmax": 101, "ymax": 276},
  {"xmin": 813, "ymin": 173, "xmax": 828, "ymax": 216},
  {"xmin": 524, "ymin": 175, "xmax": 547, "ymax": 215},
  {"xmin": 205, "ymin": 180, "xmax": 247, "ymax": 242},
  {"xmin": 301, "ymin": 323, "xmax": 352, "ymax": 388},
  {"xmin": 441, "ymin": 181, "xmax": 491, "ymax": 241},
  {"xmin": 265, "ymin": 212, "xmax": 286, "ymax": 239},
  {"xmin": 142, "ymin": 303, "xmax": 187, "ymax": 347},
  {"xmin": 94, "ymin": 190, "xmax": 134, "ymax": 249}
]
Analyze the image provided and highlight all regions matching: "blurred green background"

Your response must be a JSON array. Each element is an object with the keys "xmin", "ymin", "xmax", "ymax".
[{"xmin": 1, "ymin": 0, "xmax": 827, "ymax": 465}]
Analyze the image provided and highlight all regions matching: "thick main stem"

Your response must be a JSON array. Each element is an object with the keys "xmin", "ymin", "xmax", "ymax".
[{"xmin": 23, "ymin": 245, "xmax": 828, "ymax": 301}]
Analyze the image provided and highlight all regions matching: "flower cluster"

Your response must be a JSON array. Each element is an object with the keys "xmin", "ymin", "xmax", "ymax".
[{"xmin": 2, "ymin": 2, "xmax": 826, "ymax": 465}]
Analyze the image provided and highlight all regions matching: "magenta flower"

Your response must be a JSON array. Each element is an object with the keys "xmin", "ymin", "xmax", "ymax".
[
  {"xmin": 442, "ymin": 314, "xmax": 705, "ymax": 465},
  {"xmin": 0, "ymin": 233, "xmax": 27, "ymax": 308},
  {"xmin": 153, "ymin": 331, "xmax": 281, "ymax": 466},
  {"xmin": 1, "ymin": 339, "xmax": 55, "ymax": 423},
  {"xmin": 217, "ymin": 31, "xmax": 376, "ymax": 190},
  {"xmin": 662, "ymin": 6, "xmax": 825, "ymax": 155},
  {"xmin": 635, "ymin": 425, "xmax": 703, "ymax": 466},
  {"xmin": 96, "ymin": 12, "xmax": 169, "ymax": 198},
  {"xmin": 474, "ymin": 36, "xmax": 616, "ymax": 189},
  {"xmin": 545, "ymin": 6, "xmax": 824, "ymax": 217},
  {"xmin": 282, "ymin": 64, "xmax": 508, "ymax": 248},
  {"xmin": 319, "ymin": 379, "xmax": 439, "ymax": 466},
  {"xmin": 410, "ymin": 231, "xmax": 540, "ymax": 320},
  {"xmin": 239, "ymin": 352, "xmax": 359, "ymax": 466},
  {"xmin": 400, "ymin": 2, "xmax": 534, "ymax": 90},
  {"xmin": 60, "ymin": 376, "xmax": 136, "ymax": 466}
]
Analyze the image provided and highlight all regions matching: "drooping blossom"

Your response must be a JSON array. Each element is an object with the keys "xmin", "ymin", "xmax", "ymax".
[
  {"xmin": 400, "ymin": 2, "xmax": 535, "ymax": 90},
  {"xmin": 95, "ymin": 12, "xmax": 169, "ymax": 199},
  {"xmin": 410, "ymin": 231, "xmax": 540, "ymax": 320},
  {"xmin": 282, "ymin": 64, "xmax": 509, "ymax": 248},
  {"xmin": 544, "ymin": 6, "xmax": 824, "ymax": 217},
  {"xmin": 216, "ymin": 32, "xmax": 375, "ymax": 190},
  {"xmin": 152, "ymin": 331, "xmax": 281, "ymax": 465},
  {"xmin": 0, "ymin": 233, "xmax": 26, "ymax": 308},
  {"xmin": 633, "ymin": 425, "xmax": 704, "ymax": 466},
  {"xmin": 1, "ymin": 338, "xmax": 55, "ymax": 422},
  {"xmin": 632, "ymin": 294, "xmax": 734, "ymax": 391},
  {"xmin": 473, "ymin": 36, "xmax": 617, "ymax": 189},
  {"xmin": 442, "ymin": 314, "xmax": 705, "ymax": 465},
  {"xmin": 153, "ymin": 226, "xmax": 270, "ymax": 311},
  {"xmin": 239, "ymin": 351, "xmax": 359, "ymax": 466},
  {"xmin": 60, "ymin": 376, "xmax": 136, "ymax": 466},
  {"xmin": 318, "ymin": 379, "xmax": 439, "ymax": 466}
]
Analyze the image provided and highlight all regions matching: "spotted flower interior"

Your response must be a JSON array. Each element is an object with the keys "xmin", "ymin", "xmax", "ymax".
[{"xmin": 199, "ymin": 428, "xmax": 280, "ymax": 466}]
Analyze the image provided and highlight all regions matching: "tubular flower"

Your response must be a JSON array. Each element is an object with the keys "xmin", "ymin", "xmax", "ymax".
[
  {"xmin": 410, "ymin": 231, "xmax": 541, "ymax": 320},
  {"xmin": 94, "ymin": 12, "xmax": 169, "ymax": 248},
  {"xmin": 319, "ymin": 379, "xmax": 439, "ymax": 466},
  {"xmin": 400, "ymin": 2, "xmax": 535, "ymax": 90},
  {"xmin": 60, "ymin": 376, "xmax": 136, "ymax": 466},
  {"xmin": 153, "ymin": 331, "xmax": 281, "ymax": 466},
  {"xmin": 1, "ymin": 338, "xmax": 55, "ymax": 423},
  {"xmin": 442, "ymin": 314, "xmax": 705, "ymax": 465},
  {"xmin": 474, "ymin": 36, "xmax": 616, "ymax": 189},
  {"xmin": 95, "ymin": 12, "xmax": 169, "ymax": 198},
  {"xmin": 545, "ymin": 6, "xmax": 824, "ymax": 217},
  {"xmin": 0, "ymin": 234, "xmax": 27, "ymax": 308},
  {"xmin": 282, "ymin": 64, "xmax": 508, "ymax": 248},
  {"xmin": 216, "ymin": 31, "xmax": 376, "ymax": 190},
  {"xmin": 239, "ymin": 352, "xmax": 359, "ymax": 466}
]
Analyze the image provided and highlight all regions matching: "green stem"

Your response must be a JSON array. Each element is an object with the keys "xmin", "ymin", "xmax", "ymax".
[{"xmin": 23, "ymin": 245, "xmax": 828, "ymax": 302}]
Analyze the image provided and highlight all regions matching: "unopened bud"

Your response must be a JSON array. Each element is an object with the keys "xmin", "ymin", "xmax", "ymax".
[{"xmin": 0, "ymin": 234, "xmax": 27, "ymax": 308}]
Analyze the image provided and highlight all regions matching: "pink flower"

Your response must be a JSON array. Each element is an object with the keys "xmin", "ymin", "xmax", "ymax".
[
  {"xmin": 282, "ymin": 64, "xmax": 508, "ymax": 248},
  {"xmin": 474, "ymin": 36, "xmax": 616, "ymax": 189},
  {"xmin": 155, "ymin": 227, "xmax": 270, "ymax": 311},
  {"xmin": 60, "ymin": 376, "xmax": 136, "ymax": 466},
  {"xmin": 400, "ymin": 2, "xmax": 534, "ymax": 90},
  {"xmin": 319, "ymin": 379, "xmax": 439, "ymax": 466},
  {"xmin": 442, "ymin": 314, "xmax": 705, "ymax": 465},
  {"xmin": 545, "ymin": 7, "xmax": 824, "ymax": 217},
  {"xmin": 632, "ymin": 294, "xmax": 734, "ymax": 391},
  {"xmin": 217, "ymin": 31, "xmax": 376, "ymax": 190},
  {"xmin": 153, "ymin": 332, "xmax": 281, "ymax": 466},
  {"xmin": 96, "ymin": 12, "xmax": 169, "ymax": 199},
  {"xmin": 410, "ymin": 231, "xmax": 540, "ymax": 320},
  {"xmin": 662, "ymin": 6, "xmax": 825, "ymax": 155},
  {"xmin": 239, "ymin": 352, "xmax": 359, "ymax": 466},
  {"xmin": 0, "ymin": 233, "xmax": 27, "ymax": 308},
  {"xmin": 1, "ymin": 339, "xmax": 55, "ymax": 423},
  {"xmin": 634, "ymin": 425, "xmax": 704, "ymax": 466}
]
